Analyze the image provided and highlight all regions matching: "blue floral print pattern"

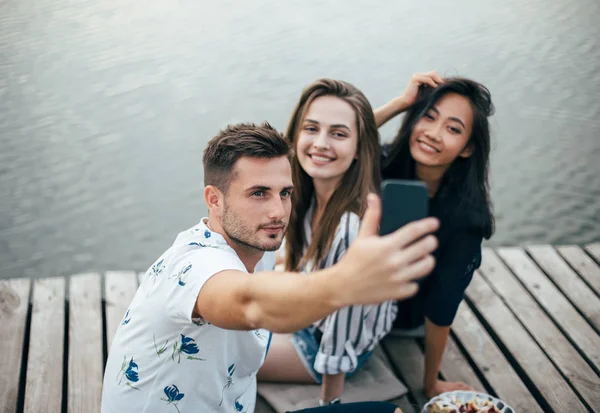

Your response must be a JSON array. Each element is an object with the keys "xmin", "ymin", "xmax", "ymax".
[
  {"xmin": 121, "ymin": 309, "xmax": 131, "ymax": 325},
  {"xmin": 204, "ymin": 230, "xmax": 211, "ymax": 238},
  {"xmin": 192, "ymin": 317, "xmax": 208, "ymax": 327},
  {"xmin": 161, "ymin": 384, "xmax": 185, "ymax": 413},
  {"xmin": 153, "ymin": 334, "xmax": 169, "ymax": 358},
  {"xmin": 235, "ymin": 399, "xmax": 247, "ymax": 412},
  {"xmin": 171, "ymin": 334, "xmax": 205, "ymax": 363},
  {"xmin": 148, "ymin": 258, "xmax": 166, "ymax": 286},
  {"xmin": 151, "ymin": 258, "xmax": 165, "ymax": 276},
  {"xmin": 219, "ymin": 363, "xmax": 236, "ymax": 406},
  {"xmin": 169, "ymin": 263, "xmax": 192, "ymax": 286},
  {"xmin": 189, "ymin": 240, "xmax": 230, "ymax": 252},
  {"xmin": 116, "ymin": 356, "xmax": 141, "ymax": 390},
  {"xmin": 265, "ymin": 332, "xmax": 273, "ymax": 358}
]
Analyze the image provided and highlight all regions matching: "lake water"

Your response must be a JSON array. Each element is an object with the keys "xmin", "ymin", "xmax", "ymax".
[{"xmin": 1, "ymin": 0, "xmax": 599, "ymax": 279}]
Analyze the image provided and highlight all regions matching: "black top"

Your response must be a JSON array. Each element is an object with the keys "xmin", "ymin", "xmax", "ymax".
[{"xmin": 381, "ymin": 145, "xmax": 483, "ymax": 328}]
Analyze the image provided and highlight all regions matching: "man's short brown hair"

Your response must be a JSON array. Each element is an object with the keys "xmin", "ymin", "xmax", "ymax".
[{"xmin": 203, "ymin": 122, "xmax": 291, "ymax": 192}]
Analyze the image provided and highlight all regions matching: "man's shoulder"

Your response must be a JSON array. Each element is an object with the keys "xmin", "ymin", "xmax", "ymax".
[{"xmin": 167, "ymin": 242, "xmax": 247, "ymax": 275}]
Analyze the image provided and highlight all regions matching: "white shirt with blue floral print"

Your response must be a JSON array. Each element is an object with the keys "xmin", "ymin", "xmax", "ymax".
[{"xmin": 101, "ymin": 218, "xmax": 275, "ymax": 413}]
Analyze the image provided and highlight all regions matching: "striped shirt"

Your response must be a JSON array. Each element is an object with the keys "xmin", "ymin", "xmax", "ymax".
[{"xmin": 301, "ymin": 201, "xmax": 398, "ymax": 375}]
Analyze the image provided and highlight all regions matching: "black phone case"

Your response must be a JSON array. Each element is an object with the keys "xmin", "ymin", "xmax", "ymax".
[{"xmin": 380, "ymin": 180, "xmax": 429, "ymax": 236}]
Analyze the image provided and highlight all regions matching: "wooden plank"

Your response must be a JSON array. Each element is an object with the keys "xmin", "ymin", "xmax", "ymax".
[
  {"xmin": 527, "ymin": 245, "xmax": 600, "ymax": 331},
  {"xmin": 440, "ymin": 336, "xmax": 486, "ymax": 393},
  {"xmin": 480, "ymin": 249, "xmax": 600, "ymax": 408},
  {"xmin": 23, "ymin": 277, "xmax": 65, "ymax": 413},
  {"xmin": 497, "ymin": 247, "xmax": 600, "ymax": 371},
  {"xmin": 557, "ymin": 245, "xmax": 600, "ymax": 296},
  {"xmin": 376, "ymin": 344, "xmax": 419, "ymax": 413},
  {"xmin": 255, "ymin": 395, "xmax": 276, "ymax": 413},
  {"xmin": 0, "ymin": 278, "xmax": 31, "ymax": 413},
  {"xmin": 68, "ymin": 274, "xmax": 103, "ymax": 413},
  {"xmin": 451, "ymin": 301, "xmax": 542, "ymax": 412},
  {"xmin": 382, "ymin": 337, "xmax": 428, "ymax": 407},
  {"xmin": 585, "ymin": 242, "xmax": 600, "ymax": 263},
  {"xmin": 104, "ymin": 271, "xmax": 138, "ymax": 350},
  {"xmin": 382, "ymin": 336, "xmax": 482, "ymax": 411},
  {"xmin": 466, "ymin": 273, "xmax": 587, "ymax": 411}
]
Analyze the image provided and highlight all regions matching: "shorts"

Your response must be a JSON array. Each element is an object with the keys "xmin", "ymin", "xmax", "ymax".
[{"xmin": 291, "ymin": 326, "xmax": 373, "ymax": 384}]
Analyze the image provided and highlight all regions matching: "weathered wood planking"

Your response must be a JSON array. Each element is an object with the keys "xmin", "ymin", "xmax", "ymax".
[
  {"xmin": 255, "ymin": 395, "xmax": 277, "ymax": 413},
  {"xmin": 526, "ymin": 245, "xmax": 600, "ymax": 331},
  {"xmin": 23, "ymin": 277, "xmax": 65, "ymax": 413},
  {"xmin": 5, "ymin": 243, "xmax": 600, "ymax": 412},
  {"xmin": 0, "ymin": 278, "xmax": 31, "ymax": 413},
  {"xmin": 68, "ymin": 274, "xmax": 103, "ymax": 413},
  {"xmin": 382, "ymin": 338, "xmax": 429, "ymax": 408},
  {"xmin": 584, "ymin": 242, "xmax": 600, "ymax": 263},
  {"xmin": 557, "ymin": 245, "xmax": 600, "ymax": 296},
  {"xmin": 376, "ymin": 344, "xmax": 419, "ymax": 413},
  {"xmin": 479, "ymin": 249, "xmax": 600, "ymax": 408},
  {"xmin": 452, "ymin": 302, "xmax": 543, "ymax": 412},
  {"xmin": 497, "ymin": 247, "xmax": 600, "ymax": 371},
  {"xmin": 440, "ymin": 336, "xmax": 486, "ymax": 394},
  {"xmin": 466, "ymin": 273, "xmax": 587, "ymax": 411},
  {"xmin": 104, "ymin": 271, "xmax": 138, "ymax": 350},
  {"xmin": 382, "ymin": 334, "xmax": 485, "ymax": 411}
]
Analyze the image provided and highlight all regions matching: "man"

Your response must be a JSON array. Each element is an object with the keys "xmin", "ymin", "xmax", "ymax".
[{"xmin": 101, "ymin": 123, "xmax": 438, "ymax": 413}]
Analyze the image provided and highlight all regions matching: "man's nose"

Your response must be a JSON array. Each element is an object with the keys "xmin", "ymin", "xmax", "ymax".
[{"xmin": 268, "ymin": 197, "xmax": 286, "ymax": 219}]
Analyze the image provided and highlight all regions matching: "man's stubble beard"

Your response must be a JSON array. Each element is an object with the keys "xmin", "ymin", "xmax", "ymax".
[{"xmin": 222, "ymin": 203, "xmax": 284, "ymax": 252}]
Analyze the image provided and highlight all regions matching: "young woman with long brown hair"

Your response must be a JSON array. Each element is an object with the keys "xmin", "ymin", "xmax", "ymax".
[{"xmin": 258, "ymin": 79, "xmax": 399, "ymax": 407}]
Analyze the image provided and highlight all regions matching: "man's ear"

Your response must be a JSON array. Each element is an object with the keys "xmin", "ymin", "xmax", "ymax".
[
  {"xmin": 204, "ymin": 185, "xmax": 224, "ymax": 215},
  {"xmin": 459, "ymin": 142, "xmax": 474, "ymax": 158}
]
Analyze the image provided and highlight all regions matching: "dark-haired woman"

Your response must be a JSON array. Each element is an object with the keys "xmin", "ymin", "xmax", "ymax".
[{"xmin": 375, "ymin": 72, "xmax": 495, "ymax": 398}]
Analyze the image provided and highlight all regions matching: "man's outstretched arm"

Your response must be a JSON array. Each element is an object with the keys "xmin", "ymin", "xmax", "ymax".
[{"xmin": 195, "ymin": 194, "xmax": 438, "ymax": 333}]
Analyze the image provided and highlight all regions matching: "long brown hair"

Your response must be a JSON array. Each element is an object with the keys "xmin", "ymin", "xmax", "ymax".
[{"xmin": 285, "ymin": 79, "xmax": 380, "ymax": 271}]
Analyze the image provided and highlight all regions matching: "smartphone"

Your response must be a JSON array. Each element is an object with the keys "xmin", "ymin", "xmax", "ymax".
[{"xmin": 379, "ymin": 180, "xmax": 429, "ymax": 236}]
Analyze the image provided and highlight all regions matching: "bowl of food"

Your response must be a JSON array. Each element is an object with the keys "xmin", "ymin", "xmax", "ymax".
[{"xmin": 421, "ymin": 391, "xmax": 514, "ymax": 413}]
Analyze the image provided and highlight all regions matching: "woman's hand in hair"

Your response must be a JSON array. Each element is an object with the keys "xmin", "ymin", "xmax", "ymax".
[
  {"xmin": 400, "ymin": 71, "xmax": 444, "ymax": 107},
  {"xmin": 374, "ymin": 71, "xmax": 443, "ymax": 128}
]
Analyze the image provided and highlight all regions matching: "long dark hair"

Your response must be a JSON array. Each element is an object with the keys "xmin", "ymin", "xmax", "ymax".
[
  {"xmin": 285, "ymin": 79, "xmax": 381, "ymax": 271},
  {"xmin": 382, "ymin": 77, "xmax": 495, "ymax": 239}
]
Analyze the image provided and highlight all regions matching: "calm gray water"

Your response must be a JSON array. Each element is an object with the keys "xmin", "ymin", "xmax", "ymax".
[{"xmin": 1, "ymin": 0, "xmax": 599, "ymax": 279}]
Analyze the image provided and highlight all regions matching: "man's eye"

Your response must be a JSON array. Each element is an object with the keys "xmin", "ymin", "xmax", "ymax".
[
  {"xmin": 253, "ymin": 191, "xmax": 265, "ymax": 197},
  {"xmin": 281, "ymin": 190, "xmax": 291, "ymax": 197}
]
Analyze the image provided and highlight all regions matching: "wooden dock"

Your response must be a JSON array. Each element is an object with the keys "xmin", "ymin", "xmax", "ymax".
[{"xmin": 1, "ymin": 245, "xmax": 599, "ymax": 413}]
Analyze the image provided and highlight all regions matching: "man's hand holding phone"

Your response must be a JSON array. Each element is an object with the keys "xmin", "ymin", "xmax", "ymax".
[{"xmin": 333, "ymin": 192, "xmax": 437, "ymax": 308}]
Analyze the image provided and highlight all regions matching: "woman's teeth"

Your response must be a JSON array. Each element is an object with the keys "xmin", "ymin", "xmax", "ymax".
[
  {"xmin": 311, "ymin": 155, "xmax": 333, "ymax": 162},
  {"xmin": 419, "ymin": 141, "xmax": 438, "ymax": 152}
]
